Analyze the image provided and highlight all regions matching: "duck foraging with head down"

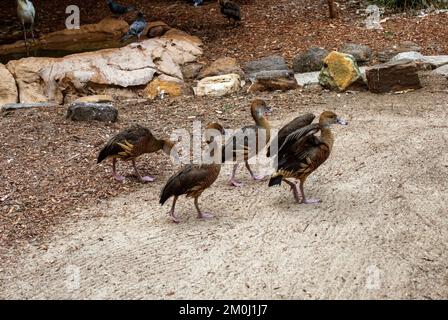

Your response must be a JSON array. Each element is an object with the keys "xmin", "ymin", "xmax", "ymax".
[
  {"xmin": 160, "ymin": 123, "xmax": 225, "ymax": 224},
  {"xmin": 97, "ymin": 124, "xmax": 176, "ymax": 183},
  {"xmin": 268, "ymin": 111, "xmax": 347, "ymax": 204},
  {"xmin": 222, "ymin": 99, "xmax": 272, "ymax": 187}
]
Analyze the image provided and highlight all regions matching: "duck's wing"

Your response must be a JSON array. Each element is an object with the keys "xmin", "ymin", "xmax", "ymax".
[
  {"xmin": 275, "ymin": 124, "xmax": 330, "ymax": 177},
  {"xmin": 97, "ymin": 125, "xmax": 153, "ymax": 162},
  {"xmin": 160, "ymin": 164, "xmax": 210, "ymax": 204},
  {"xmin": 267, "ymin": 113, "xmax": 315, "ymax": 157}
]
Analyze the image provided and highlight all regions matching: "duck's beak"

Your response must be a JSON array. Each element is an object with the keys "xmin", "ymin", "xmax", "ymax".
[
  {"xmin": 337, "ymin": 118, "xmax": 348, "ymax": 125},
  {"xmin": 265, "ymin": 105, "xmax": 273, "ymax": 116}
]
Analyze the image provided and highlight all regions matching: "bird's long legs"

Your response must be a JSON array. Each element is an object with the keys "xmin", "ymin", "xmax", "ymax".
[
  {"xmin": 112, "ymin": 158, "xmax": 125, "ymax": 182},
  {"xmin": 194, "ymin": 197, "xmax": 213, "ymax": 220},
  {"xmin": 132, "ymin": 160, "xmax": 155, "ymax": 183},
  {"xmin": 229, "ymin": 163, "xmax": 243, "ymax": 187},
  {"xmin": 169, "ymin": 196, "xmax": 180, "ymax": 223},
  {"xmin": 245, "ymin": 160, "xmax": 265, "ymax": 181},
  {"xmin": 22, "ymin": 23, "xmax": 29, "ymax": 56},
  {"xmin": 299, "ymin": 180, "xmax": 321, "ymax": 204},
  {"xmin": 283, "ymin": 179, "xmax": 301, "ymax": 203}
]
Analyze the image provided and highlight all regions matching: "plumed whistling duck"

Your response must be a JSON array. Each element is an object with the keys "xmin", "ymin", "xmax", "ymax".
[
  {"xmin": 268, "ymin": 111, "xmax": 347, "ymax": 204},
  {"xmin": 160, "ymin": 123, "xmax": 225, "ymax": 223},
  {"xmin": 266, "ymin": 113, "xmax": 316, "ymax": 158},
  {"xmin": 222, "ymin": 99, "xmax": 272, "ymax": 187},
  {"xmin": 97, "ymin": 124, "xmax": 176, "ymax": 183}
]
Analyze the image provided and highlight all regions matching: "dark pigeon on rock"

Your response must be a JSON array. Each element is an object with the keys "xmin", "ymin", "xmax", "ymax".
[
  {"xmin": 107, "ymin": 0, "xmax": 134, "ymax": 17},
  {"xmin": 120, "ymin": 12, "xmax": 147, "ymax": 43}
]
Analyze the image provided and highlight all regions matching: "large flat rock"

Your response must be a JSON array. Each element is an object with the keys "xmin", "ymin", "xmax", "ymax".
[{"xmin": 6, "ymin": 32, "xmax": 203, "ymax": 104}]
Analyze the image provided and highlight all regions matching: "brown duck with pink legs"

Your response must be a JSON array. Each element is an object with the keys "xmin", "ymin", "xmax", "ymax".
[
  {"xmin": 97, "ymin": 124, "xmax": 176, "ymax": 183},
  {"xmin": 160, "ymin": 123, "xmax": 225, "ymax": 224},
  {"xmin": 268, "ymin": 111, "xmax": 347, "ymax": 204},
  {"xmin": 222, "ymin": 99, "xmax": 272, "ymax": 187}
]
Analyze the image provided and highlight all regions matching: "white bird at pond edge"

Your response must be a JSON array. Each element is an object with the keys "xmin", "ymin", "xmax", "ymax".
[{"xmin": 16, "ymin": 0, "xmax": 36, "ymax": 56}]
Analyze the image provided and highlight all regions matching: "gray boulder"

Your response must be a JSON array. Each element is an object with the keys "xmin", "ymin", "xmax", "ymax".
[
  {"xmin": 292, "ymin": 47, "xmax": 329, "ymax": 73},
  {"xmin": 340, "ymin": 43, "xmax": 372, "ymax": 64},
  {"xmin": 245, "ymin": 55, "xmax": 289, "ymax": 76},
  {"xmin": 66, "ymin": 102, "xmax": 118, "ymax": 122}
]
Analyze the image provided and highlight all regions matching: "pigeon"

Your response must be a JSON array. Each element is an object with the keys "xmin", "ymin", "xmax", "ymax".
[
  {"xmin": 120, "ymin": 12, "xmax": 147, "ymax": 43},
  {"xmin": 107, "ymin": 0, "xmax": 134, "ymax": 17}
]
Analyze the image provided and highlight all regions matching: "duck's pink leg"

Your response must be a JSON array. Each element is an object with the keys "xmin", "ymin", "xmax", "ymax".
[
  {"xmin": 245, "ymin": 160, "xmax": 265, "ymax": 181},
  {"xmin": 229, "ymin": 163, "xmax": 243, "ymax": 187},
  {"xmin": 299, "ymin": 180, "xmax": 321, "ymax": 204},
  {"xmin": 132, "ymin": 160, "xmax": 155, "ymax": 183},
  {"xmin": 194, "ymin": 197, "xmax": 214, "ymax": 220},
  {"xmin": 112, "ymin": 158, "xmax": 125, "ymax": 182},
  {"xmin": 169, "ymin": 196, "xmax": 180, "ymax": 224},
  {"xmin": 283, "ymin": 179, "xmax": 301, "ymax": 203}
]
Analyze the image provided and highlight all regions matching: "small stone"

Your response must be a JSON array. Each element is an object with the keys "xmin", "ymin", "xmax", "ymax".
[
  {"xmin": 365, "ymin": 59, "xmax": 422, "ymax": 93},
  {"xmin": 432, "ymin": 64, "xmax": 448, "ymax": 77},
  {"xmin": 293, "ymin": 47, "xmax": 329, "ymax": 73},
  {"xmin": 248, "ymin": 76, "xmax": 297, "ymax": 92},
  {"xmin": 181, "ymin": 63, "xmax": 204, "ymax": 80},
  {"xmin": 66, "ymin": 102, "xmax": 118, "ymax": 122},
  {"xmin": 294, "ymin": 71, "xmax": 320, "ymax": 87},
  {"xmin": 198, "ymin": 57, "xmax": 244, "ymax": 79},
  {"xmin": 245, "ymin": 55, "xmax": 289, "ymax": 76},
  {"xmin": 340, "ymin": 43, "xmax": 372, "ymax": 64},
  {"xmin": 144, "ymin": 77, "xmax": 188, "ymax": 99},
  {"xmin": 196, "ymin": 74, "xmax": 241, "ymax": 97}
]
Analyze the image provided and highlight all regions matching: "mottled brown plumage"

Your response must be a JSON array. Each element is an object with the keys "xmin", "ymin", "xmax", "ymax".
[
  {"xmin": 222, "ymin": 99, "xmax": 272, "ymax": 187},
  {"xmin": 98, "ymin": 124, "xmax": 176, "ymax": 183},
  {"xmin": 160, "ymin": 123, "xmax": 225, "ymax": 223},
  {"xmin": 268, "ymin": 111, "xmax": 348, "ymax": 204},
  {"xmin": 266, "ymin": 113, "xmax": 315, "ymax": 157}
]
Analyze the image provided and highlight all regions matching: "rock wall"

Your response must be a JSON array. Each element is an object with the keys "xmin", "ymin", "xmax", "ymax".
[{"xmin": 5, "ymin": 30, "xmax": 202, "ymax": 104}]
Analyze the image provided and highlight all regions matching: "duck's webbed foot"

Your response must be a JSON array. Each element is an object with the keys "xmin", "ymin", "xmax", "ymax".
[
  {"xmin": 197, "ymin": 212, "xmax": 214, "ymax": 220},
  {"xmin": 132, "ymin": 160, "xmax": 155, "ymax": 183},
  {"xmin": 169, "ymin": 211, "xmax": 180, "ymax": 224},
  {"xmin": 114, "ymin": 173, "xmax": 126, "ymax": 182},
  {"xmin": 229, "ymin": 178, "xmax": 243, "ymax": 187},
  {"xmin": 195, "ymin": 198, "xmax": 214, "ymax": 220},
  {"xmin": 138, "ymin": 175, "xmax": 155, "ymax": 183},
  {"xmin": 245, "ymin": 161, "xmax": 265, "ymax": 181},
  {"xmin": 301, "ymin": 198, "xmax": 322, "ymax": 204},
  {"xmin": 299, "ymin": 181, "xmax": 321, "ymax": 204},
  {"xmin": 112, "ymin": 158, "xmax": 125, "ymax": 182},
  {"xmin": 229, "ymin": 163, "xmax": 243, "ymax": 187}
]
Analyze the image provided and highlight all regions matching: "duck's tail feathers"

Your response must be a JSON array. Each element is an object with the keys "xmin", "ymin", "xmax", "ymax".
[
  {"xmin": 268, "ymin": 174, "xmax": 283, "ymax": 187},
  {"xmin": 159, "ymin": 179, "xmax": 175, "ymax": 205},
  {"xmin": 97, "ymin": 145, "xmax": 111, "ymax": 163}
]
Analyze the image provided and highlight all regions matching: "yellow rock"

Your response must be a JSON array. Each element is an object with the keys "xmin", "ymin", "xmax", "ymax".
[
  {"xmin": 144, "ymin": 78, "xmax": 185, "ymax": 99},
  {"xmin": 319, "ymin": 51, "xmax": 361, "ymax": 91}
]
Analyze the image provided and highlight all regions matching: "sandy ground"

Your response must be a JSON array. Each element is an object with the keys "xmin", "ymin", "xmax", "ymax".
[{"xmin": 1, "ymin": 75, "xmax": 448, "ymax": 299}]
